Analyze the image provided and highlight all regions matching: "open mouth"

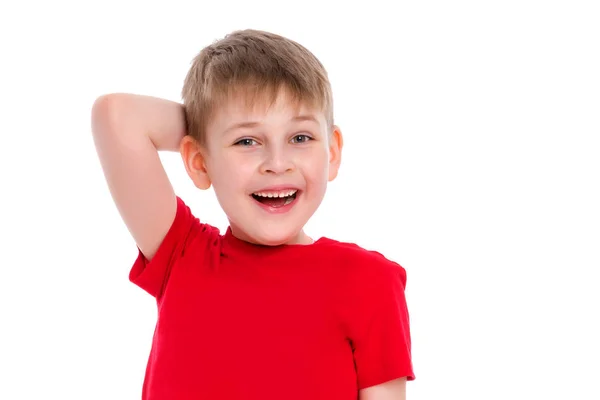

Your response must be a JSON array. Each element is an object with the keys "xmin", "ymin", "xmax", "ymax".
[{"xmin": 251, "ymin": 189, "xmax": 298, "ymax": 208}]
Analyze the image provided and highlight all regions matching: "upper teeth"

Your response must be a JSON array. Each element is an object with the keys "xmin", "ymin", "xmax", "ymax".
[{"xmin": 253, "ymin": 190, "xmax": 297, "ymax": 198}]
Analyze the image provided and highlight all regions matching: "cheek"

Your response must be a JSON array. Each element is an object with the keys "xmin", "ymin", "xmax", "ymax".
[
  {"xmin": 211, "ymin": 155, "xmax": 255, "ymax": 190},
  {"xmin": 301, "ymin": 149, "xmax": 330, "ymax": 183}
]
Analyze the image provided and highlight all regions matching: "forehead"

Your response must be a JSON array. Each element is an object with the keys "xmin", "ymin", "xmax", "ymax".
[{"xmin": 207, "ymin": 89, "xmax": 326, "ymax": 134}]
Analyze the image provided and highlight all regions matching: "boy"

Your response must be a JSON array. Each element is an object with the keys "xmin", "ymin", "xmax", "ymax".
[{"xmin": 92, "ymin": 29, "xmax": 414, "ymax": 399}]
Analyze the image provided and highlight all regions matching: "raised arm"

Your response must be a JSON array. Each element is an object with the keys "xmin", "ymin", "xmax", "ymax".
[{"xmin": 91, "ymin": 93, "xmax": 187, "ymax": 260}]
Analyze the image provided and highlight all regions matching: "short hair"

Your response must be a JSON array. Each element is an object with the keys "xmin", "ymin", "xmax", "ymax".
[{"xmin": 181, "ymin": 29, "xmax": 334, "ymax": 144}]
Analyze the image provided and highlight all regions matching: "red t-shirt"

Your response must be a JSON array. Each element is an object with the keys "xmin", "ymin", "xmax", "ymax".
[{"xmin": 129, "ymin": 197, "xmax": 415, "ymax": 399}]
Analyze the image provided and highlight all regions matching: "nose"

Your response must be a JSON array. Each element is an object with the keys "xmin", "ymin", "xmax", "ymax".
[{"xmin": 259, "ymin": 145, "xmax": 294, "ymax": 175}]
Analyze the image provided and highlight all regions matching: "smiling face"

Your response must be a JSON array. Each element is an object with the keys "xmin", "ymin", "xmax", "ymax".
[{"xmin": 182, "ymin": 88, "xmax": 343, "ymax": 246}]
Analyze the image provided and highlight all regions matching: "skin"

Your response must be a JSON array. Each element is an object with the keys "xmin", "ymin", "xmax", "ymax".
[
  {"xmin": 180, "ymin": 88, "xmax": 343, "ymax": 246},
  {"xmin": 359, "ymin": 378, "xmax": 407, "ymax": 400}
]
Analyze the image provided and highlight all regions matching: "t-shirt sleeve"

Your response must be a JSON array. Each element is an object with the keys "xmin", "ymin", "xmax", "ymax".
[
  {"xmin": 128, "ymin": 196, "xmax": 216, "ymax": 299},
  {"xmin": 347, "ymin": 258, "xmax": 415, "ymax": 389}
]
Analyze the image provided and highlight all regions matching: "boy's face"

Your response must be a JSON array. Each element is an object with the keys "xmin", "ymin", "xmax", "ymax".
[{"xmin": 191, "ymin": 89, "xmax": 342, "ymax": 246}]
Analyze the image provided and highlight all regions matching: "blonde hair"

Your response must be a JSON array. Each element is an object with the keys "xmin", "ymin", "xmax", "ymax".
[{"xmin": 181, "ymin": 29, "xmax": 334, "ymax": 144}]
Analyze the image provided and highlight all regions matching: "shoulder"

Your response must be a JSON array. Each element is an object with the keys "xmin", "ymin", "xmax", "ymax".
[
  {"xmin": 170, "ymin": 196, "xmax": 222, "ymax": 258},
  {"xmin": 317, "ymin": 238, "xmax": 407, "ymax": 288}
]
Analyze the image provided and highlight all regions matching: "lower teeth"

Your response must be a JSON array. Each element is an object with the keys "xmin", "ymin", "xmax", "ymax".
[{"xmin": 283, "ymin": 196, "xmax": 294, "ymax": 205}]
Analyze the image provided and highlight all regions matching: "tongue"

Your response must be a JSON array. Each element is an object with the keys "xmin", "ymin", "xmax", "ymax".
[{"xmin": 258, "ymin": 196, "xmax": 288, "ymax": 208}]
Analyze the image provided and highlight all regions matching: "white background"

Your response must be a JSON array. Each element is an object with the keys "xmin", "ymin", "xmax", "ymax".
[{"xmin": 1, "ymin": 0, "xmax": 599, "ymax": 399}]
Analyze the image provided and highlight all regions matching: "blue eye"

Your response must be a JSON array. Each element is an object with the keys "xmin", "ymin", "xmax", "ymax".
[
  {"xmin": 235, "ymin": 138, "xmax": 257, "ymax": 146},
  {"xmin": 291, "ymin": 134, "xmax": 312, "ymax": 144}
]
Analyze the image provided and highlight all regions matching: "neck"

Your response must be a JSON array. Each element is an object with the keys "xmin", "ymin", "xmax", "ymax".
[{"xmin": 230, "ymin": 226, "xmax": 313, "ymax": 246}]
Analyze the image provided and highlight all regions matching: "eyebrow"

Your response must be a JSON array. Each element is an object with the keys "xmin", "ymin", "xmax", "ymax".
[{"xmin": 223, "ymin": 115, "xmax": 320, "ymax": 135}]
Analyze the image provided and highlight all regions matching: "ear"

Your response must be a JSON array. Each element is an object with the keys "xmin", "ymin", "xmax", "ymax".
[
  {"xmin": 180, "ymin": 136, "xmax": 212, "ymax": 190},
  {"xmin": 328, "ymin": 125, "xmax": 343, "ymax": 182}
]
